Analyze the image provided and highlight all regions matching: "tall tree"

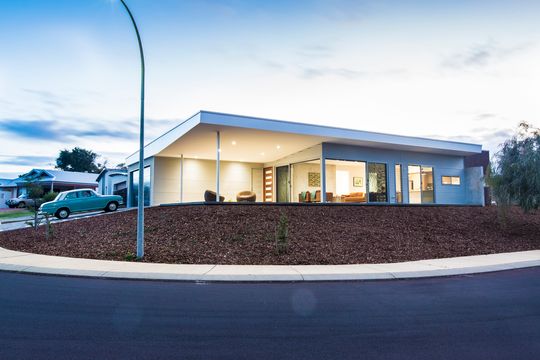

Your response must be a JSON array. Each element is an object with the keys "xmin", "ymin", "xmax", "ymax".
[
  {"xmin": 55, "ymin": 147, "xmax": 104, "ymax": 173},
  {"xmin": 488, "ymin": 122, "xmax": 540, "ymax": 213}
]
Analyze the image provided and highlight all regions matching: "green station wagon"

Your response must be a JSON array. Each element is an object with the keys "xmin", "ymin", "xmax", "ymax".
[{"xmin": 40, "ymin": 189, "xmax": 123, "ymax": 219}]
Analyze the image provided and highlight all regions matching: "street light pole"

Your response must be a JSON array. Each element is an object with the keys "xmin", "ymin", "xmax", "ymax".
[{"xmin": 119, "ymin": 0, "xmax": 145, "ymax": 258}]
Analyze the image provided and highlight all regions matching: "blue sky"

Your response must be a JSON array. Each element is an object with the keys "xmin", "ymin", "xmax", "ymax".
[{"xmin": 1, "ymin": 0, "xmax": 539, "ymax": 177}]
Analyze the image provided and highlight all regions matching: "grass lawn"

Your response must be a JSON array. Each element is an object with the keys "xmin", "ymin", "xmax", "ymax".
[{"xmin": 0, "ymin": 209, "xmax": 32, "ymax": 220}]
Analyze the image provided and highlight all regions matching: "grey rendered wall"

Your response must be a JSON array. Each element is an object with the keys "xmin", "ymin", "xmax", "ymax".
[{"xmin": 323, "ymin": 143, "xmax": 469, "ymax": 204}]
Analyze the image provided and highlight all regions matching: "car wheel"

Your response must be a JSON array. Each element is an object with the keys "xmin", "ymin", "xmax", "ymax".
[
  {"xmin": 105, "ymin": 202, "xmax": 118, "ymax": 212},
  {"xmin": 55, "ymin": 208, "xmax": 70, "ymax": 220},
  {"xmin": 18, "ymin": 202, "xmax": 26, "ymax": 208}
]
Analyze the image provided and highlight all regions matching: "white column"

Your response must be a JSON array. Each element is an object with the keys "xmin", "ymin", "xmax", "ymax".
[
  {"xmin": 216, "ymin": 131, "xmax": 221, "ymax": 202},
  {"xmin": 180, "ymin": 154, "xmax": 184, "ymax": 203},
  {"xmin": 320, "ymin": 157, "xmax": 326, "ymax": 202}
]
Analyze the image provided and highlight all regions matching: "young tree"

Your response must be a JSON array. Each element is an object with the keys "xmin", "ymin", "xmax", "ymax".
[
  {"xmin": 25, "ymin": 182, "xmax": 44, "ymax": 231},
  {"xmin": 488, "ymin": 122, "xmax": 540, "ymax": 213},
  {"xmin": 55, "ymin": 147, "xmax": 105, "ymax": 173}
]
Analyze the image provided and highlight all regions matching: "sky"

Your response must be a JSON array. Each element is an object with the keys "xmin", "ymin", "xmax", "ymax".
[{"xmin": 1, "ymin": 0, "xmax": 539, "ymax": 178}]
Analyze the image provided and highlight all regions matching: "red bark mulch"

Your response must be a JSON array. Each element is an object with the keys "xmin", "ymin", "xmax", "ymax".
[{"xmin": 0, "ymin": 205, "xmax": 538, "ymax": 265}]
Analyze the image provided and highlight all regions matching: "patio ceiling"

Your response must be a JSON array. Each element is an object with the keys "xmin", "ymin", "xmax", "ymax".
[{"xmin": 156, "ymin": 123, "xmax": 324, "ymax": 163}]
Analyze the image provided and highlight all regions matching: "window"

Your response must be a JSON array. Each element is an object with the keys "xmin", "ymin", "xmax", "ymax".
[
  {"xmin": 395, "ymin": 164, "xmax": 402, "ymax": 203},
  {"xmin": 65, "ymin": 192, "xmax": 78, "ymax": 199},
  {"xmin": 324, "ymin": 159, "xmax": 367, "ymax": 203},
  {"xmin": 368, "ymin": 163, "xmax": 387, "ymax": 202},
  {"xmin": 80, "ymin": 190, "xmax": 94, "ymax": 198},
  {"xmin": 408, "ymin": 165, "xmax": 435, "ymax": 204},
  {"xmin": 130, "ymin": 167, "xmax": 151, "ymax": 206},
  {"xmin": 442, "ymin": 176, "xmax": 460, "ymax": 185}
]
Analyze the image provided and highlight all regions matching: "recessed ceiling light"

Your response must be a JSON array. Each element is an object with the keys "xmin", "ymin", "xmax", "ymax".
[
  {"xmin": 260, "ymin": 152, "xmax": 265, "ymax": 156},
  {"xmin": 232, "ymin": 141, "xmax": 236, "ymax": 145},
  {"xmin": 276, "ymin": 145, "xmax": 281, "ymax": 149}
]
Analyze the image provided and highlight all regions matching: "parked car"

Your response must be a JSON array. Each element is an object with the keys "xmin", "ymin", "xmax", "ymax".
[
  {"xmin": 5, "ymin": 194, "xmax": 36, "ymax": 209},
  {"xmin": 39, "ymin": 189, "xmax": 123, "ymax": 219}
]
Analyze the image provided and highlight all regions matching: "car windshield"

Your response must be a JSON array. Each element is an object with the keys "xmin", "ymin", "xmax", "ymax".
[{"xmin": 54, "ymin": 193, "xmax": 64, "ymax": 201}]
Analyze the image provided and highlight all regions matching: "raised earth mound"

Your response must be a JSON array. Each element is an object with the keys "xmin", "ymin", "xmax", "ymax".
[{"xmin": 0, "ymin": 205, "xmax": 538, "ymax": 265}]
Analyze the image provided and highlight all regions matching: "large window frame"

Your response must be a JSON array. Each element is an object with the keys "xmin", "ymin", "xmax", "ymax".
[
  {"xmin": 407, "ymin": 164, "xmax": 435, "ymax": 204},
  {"xmin": 130, "ymin": 166, "xmax": 151, "ymax": 207},
  {"xmin": 325, "ymin": 158, "xmax": 389, "ymax": 203}
]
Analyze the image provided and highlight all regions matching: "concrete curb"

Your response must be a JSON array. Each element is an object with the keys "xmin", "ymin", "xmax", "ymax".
[{"xmin": 0, "ymin": 247, "xmax": 539, "ymax": 282}]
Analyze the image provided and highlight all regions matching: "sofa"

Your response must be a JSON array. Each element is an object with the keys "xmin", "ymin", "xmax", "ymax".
[
  {"xmin": 341, "ymin": 192, "xmax": 366, "ymax": 203},
  {"xmin": 298, "ymin": 190, "xmax": 334, "ymax": 203}
]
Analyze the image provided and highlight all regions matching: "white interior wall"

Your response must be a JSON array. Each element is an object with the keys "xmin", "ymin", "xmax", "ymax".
[
  {"xmin": 291, "ymin": 162, "xmax": 321, "ymax": 199},
  {"xmin": 161, "ymin": 158, "xmax": 264, "ymax": 203}
]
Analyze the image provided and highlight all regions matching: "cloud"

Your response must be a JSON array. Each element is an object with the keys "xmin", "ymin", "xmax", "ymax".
[
  {"xmin": 442, "ymin": 41, "xmax": 533, "ymax": 69},
  {"xmin": 0, "ymin": 155, "xmax": 55, "ymax": 167},
  {"xmin": 300, "ymin": 66, "xmax": 366, "ymax": 79},
  {"xmin": 297, "ymin": 44, "xmax": 334, "ymax": 59},
  {"xmin": 0, "ymin": 119, "xmax": 138, "ymax": 141}
]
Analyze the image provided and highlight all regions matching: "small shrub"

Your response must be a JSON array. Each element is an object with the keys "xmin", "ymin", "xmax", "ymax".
[
  {"xmin": 275, "ymin": 212, "xmax": 289, "ymax": 254},
  {"xmin": 43, "ymin": 191, "xmax": 58, "ymax": 203},
  {"xmin": 124, "ymin": 252, "xmax": 137, "ymax": 261}
]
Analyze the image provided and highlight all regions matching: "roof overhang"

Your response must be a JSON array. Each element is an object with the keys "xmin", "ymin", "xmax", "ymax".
[{"xmin": 126, "ymin": 111, "xmax": 483, "ymax": 165}]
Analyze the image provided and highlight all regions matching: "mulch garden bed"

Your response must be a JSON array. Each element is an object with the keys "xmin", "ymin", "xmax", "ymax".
[{"xmin": 0, "ymin": 205, "xmax": 539, "ymax": 265}]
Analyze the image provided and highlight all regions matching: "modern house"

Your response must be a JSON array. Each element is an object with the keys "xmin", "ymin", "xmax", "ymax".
[
  {"xmin": 11, "ymin": 169, "xmax": 97, "ymax": 195},
  {"xmin": 96, "ymin": 168, "xmax": 128, "ymax": 204},
  {"xmin": 125, "ymin": 111, "xmax": 486, "ymax": 207}
]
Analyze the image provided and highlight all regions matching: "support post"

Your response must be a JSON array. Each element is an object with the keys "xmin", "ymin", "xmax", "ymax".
[
  {"xmin": 180, "ymin": 154, "xmax": 184, "ymax": 203},
  {"xmin": 216, "ymin": 131, "xmax": 220, "ymax": 202},
  {"xmin": 320, "ymin": 157, "xmax": 326, "ymax": 202}
]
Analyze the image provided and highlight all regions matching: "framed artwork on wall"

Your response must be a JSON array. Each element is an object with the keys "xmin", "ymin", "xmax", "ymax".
[
  {"xmin": 308, "ymin": 172, "xmax": 320, "ymax": 187},
  {"xmin": 353, "ymin": 177, "xmax": 363, "ymax": 187}
]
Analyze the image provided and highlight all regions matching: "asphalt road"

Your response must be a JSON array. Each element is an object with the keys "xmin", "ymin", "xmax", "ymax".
[{"xmin": 1, "ymin": 268, "xmax": 539, "ymax": 360}]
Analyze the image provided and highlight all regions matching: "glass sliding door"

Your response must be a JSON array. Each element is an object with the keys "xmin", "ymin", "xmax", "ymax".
[
  {"xmin": 421, "ymin": 166, "xmax": 434, "ymax": 203},
  {"xmin": 407, "ymin": 165, "xmax": 434, "ymax": 204},
  {"xmin": 395, "ymin": 164, "xmax": 403, "ymax": 203},
  {"xmin": 275, "ymin": 165, "xmax": 289, "ymax": 202},
  {"xmin": 367, "ymin": 163, "xmax": 387, "ymax": 202}
]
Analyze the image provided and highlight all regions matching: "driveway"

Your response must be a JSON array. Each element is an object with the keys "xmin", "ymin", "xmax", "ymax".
[
  {"xmin": 1, "ymin": 267, "xmax": 539, "ymax": 359},
  {"xmin": 0, "ymin": 208, "xmax": 131, "ymax": 232}
]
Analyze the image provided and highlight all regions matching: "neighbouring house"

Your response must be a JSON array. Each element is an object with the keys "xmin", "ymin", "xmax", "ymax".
[
  {"xmin": 125, "ymin": 111, "xmax": 487, "ymax": 207},
  {"xmin": 9, "ymin": 169, "xmax": 98, "ymax": 197},
  {"xmin": 0, "ymin": 178, "xmax": 18, "ymax": 209},
  {"xmin": 96, "ymin": 168, "xmax": 128, "ymax": 204}
]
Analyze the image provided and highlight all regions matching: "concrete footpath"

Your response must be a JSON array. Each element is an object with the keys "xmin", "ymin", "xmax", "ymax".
[{"xmin": 1, "ymin": 247, "xmax": 539, "ymax": 281}]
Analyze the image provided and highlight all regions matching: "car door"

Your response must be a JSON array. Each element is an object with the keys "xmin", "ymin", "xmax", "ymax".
[
  {"xmin": 63, "ymin": 191, "xmax": 81, "ymax": 212},
  {"xmin": 79, "ymin": 190, "xmax": 101, "ymax": 211}
]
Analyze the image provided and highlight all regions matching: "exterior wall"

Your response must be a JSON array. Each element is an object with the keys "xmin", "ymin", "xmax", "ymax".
[
  {"xmin": 323, "ymin": 143, "xmax": 471, "ymax": 204},
  {"xmin": 154, "ymin": 157, "xmax": 182, "ymax": 205},
  {"xmin": 464, "ymin": 166, "xmax": 485, "ymax": 205},
  {"xmin": 98, "ymin": 174, "xmax": 126, "ymax": 195},
  {"xmin": 0, "ymin": 188, "xmax": 17, "ymax": 208}
]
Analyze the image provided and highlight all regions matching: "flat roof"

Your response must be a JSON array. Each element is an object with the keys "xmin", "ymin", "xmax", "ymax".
[{"xmin": 126, "ymin": 111, "xmax": 482, "ymax": 165}]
